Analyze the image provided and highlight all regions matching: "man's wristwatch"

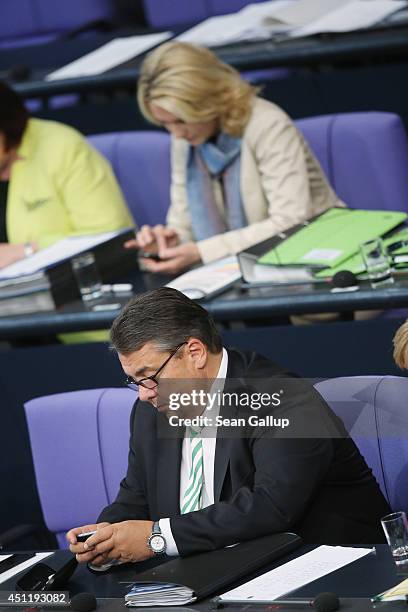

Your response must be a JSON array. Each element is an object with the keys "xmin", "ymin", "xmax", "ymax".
[
  {"xmin": 147, "ymin": 521, "xmax": 167, "ymax": 555},
  {"xmin": 23, "ymin": 243, "xmax": 35, "ymax": 258}
]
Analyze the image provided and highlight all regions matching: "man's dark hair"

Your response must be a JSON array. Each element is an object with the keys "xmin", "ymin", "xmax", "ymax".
[
  {"xmin": 110, "ymin": 287, "xmax": 223, "ymax": 355},
  {"xmin": 0, "ymin": 82, "xmax": 29, "ymax": 150}
]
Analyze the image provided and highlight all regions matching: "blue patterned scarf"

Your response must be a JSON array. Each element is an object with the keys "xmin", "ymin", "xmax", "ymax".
[{"xmin": 186, "ymin": 133, "xmax": 247, "ymax": 241}]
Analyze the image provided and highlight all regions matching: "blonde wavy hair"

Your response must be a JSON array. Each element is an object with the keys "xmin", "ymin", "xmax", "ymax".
[
  {"xmin": 138, "ymin": 41, "xmax": 257, "ymax": 138},
  {"xmin": 393, "ymin": 320, "xmax": 408, "ymax": 369}
]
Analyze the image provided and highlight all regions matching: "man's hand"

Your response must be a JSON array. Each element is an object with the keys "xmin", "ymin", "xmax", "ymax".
[
  {"xmin": 124, "ymin": 225, "xmax": 180, "ymax": 254},
  {"xmin": 72, "ymin": 520, "xmax": 155, "ymax": 566},
  {"xmin": 66, "ymin": 522, "xmax": 111, "ymax": 564},
  {"xmin": 142, "ymin": 242, "xmax": 201, "ymax": 275},
  {"xmin": 0, "ymin": 243, "xmax": 36, "ymax": 269}
]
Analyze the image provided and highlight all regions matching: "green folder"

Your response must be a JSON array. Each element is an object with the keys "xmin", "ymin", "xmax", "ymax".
[
  {"xmin": 257, "ymin": 208, "xmax": 407, "ymax": 276},
  {"xmin": 314, "ymin": 225, "xmax": 408, "ymax": 278}
]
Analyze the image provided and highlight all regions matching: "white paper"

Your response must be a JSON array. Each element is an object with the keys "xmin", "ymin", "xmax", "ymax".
[
  {"xmin": 290, "ymin": 0, "xmax": 407, "ymax": 37},
  {"xmin": 0, "ymin": 552, "xmax": 53, "ymax": 584},
  {"xmin": 302, "ymin": 248, "xmax": 342, "ymax": 262},
  {"xmin": 0, "ymin": 229, "xmax": 132, "ymax": 280},
  {"xmin": 47, "ymin": 33, "xmax": 171, "ymax": 80},
  {"xmin": 242, "ymin": 0, "xmax": 350, "ymax": 27},
  {"xmin": 178, "ymin": 2, "xmax": 293, "ymax": 46},
  {"xmin": 167, "ymin": 256, "xmax": 241, "ymax": 299},
  {"xmin": 179, "ymin": 0, "xmax": 406, "ymax": 46},
  {"xmin": 220, "ymin": 545, "xmax": 373, "ymax": 602}
]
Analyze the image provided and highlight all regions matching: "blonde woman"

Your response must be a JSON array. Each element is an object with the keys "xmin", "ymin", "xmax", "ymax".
[
  {"xmin": 393, "ymin": 320, "xmax": 408, "ymax": 368},
  {"xmin": 127, "ymin": 42, "xmax": 343, "ymax": 274}
]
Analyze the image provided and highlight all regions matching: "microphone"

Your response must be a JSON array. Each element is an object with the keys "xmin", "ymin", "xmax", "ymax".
[
  {"xmin": 331, "ymin": 270, "xmax": 358, "ymax": 289},
  {"xmin": 271, "ymin": 592, "xmax": 339, "ymax": 611},
  {"xmin": 70, "ymin": 593, "xmax": 97, "ymax": 612}
]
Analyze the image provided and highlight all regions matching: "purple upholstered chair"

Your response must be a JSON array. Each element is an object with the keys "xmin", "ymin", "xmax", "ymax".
[
  {"xmin": 207, "ymin": 0, "xmax": 274, "ymax": 16},
  {"xmin": 88, "ymin": 131, "xmax": 171, "ymax": 227},
  {"xmin": 24, "ymin": 388, "xmax": 136, "ymax": 548},
  {"xmin": 296, "ymin": 112, "xmax": 408, "ymax": 212},
  {"xmin": 0, "ymin": 0, "xmax": 114, "ymax": 49},
  {"xmin": 142, "ymin": 0, "xmax": 209, "ymax": 28},
  {"xmin": 25, "ymin": 377, "xmax": 408, "ymax": 548},
  {"xmin": 88, "ymin": 112, "xmax": 408, "ymax": 232},
  {"xmin": 315, "ymin": 376, "xmax": 408, "ymax": 513}
]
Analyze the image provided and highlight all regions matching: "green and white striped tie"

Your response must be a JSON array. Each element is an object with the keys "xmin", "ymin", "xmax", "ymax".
[{"xmin": 181, "ymin": 428, "xmax": 203, "ymax": 514}]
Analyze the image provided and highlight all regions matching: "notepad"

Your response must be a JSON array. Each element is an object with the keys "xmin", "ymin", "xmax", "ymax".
[{"xmin": 219, "ymin": 545, "xmax": 373, "ymax": 603}]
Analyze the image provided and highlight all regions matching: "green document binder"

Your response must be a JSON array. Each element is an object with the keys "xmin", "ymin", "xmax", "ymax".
[{"xmin": 257, "ymin": 208, "xmax": 407, "ymax": 273}]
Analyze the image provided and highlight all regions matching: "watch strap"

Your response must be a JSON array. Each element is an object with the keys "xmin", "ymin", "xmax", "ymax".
[{"xmin": 152, "ymin": 521, "xmax": 161, "ymax": 535}]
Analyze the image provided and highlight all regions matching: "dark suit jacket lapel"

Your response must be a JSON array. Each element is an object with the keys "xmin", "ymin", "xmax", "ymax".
[
  {"xmin": 156, "ymin": 413, "xmax": 183, "ymax": 517},
  {"xmin": 214, "ymin": 349, "xmax": 246, "ymax": 502}
]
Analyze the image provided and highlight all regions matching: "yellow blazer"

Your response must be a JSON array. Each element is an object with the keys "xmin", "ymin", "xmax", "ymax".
[
  {"xmin": 167, "ymin": 98, "xmax": 345, "ymax": 264},
  {"xmin": 8, "ymin": 118, "xmax": 133, "ymax": 249}
]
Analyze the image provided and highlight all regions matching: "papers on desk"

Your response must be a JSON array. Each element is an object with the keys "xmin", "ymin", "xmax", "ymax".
[
  {"xmin": 125, "ymin": 583, "xmax": 196, "ymax": 607},
  {"xmin": 0, "ymin": 229, "xmax": 132, "ymax": 280},
  {"xmin": 219, "ymin": 545, "xmax": 373, "ymax": 602},
  {"xmin": 291, "ymin": 1, "xmax": 408, "ymax": 37},
  {"xmin": 178, "ymin": 0, "xmax": 407, "ymax": 46},
  {"xmin": 0, "ymin": 552, "xmax": 52, "ymax": 584},
  {"xmin": 46, "ymin": 32, "xmax": 171, "ymax": 80},
  {"xmin": 177, "ymin": 1, "xmax": 294, "ymax": 45},
  {"xmin": 166, "ymin": 256, "xmax": 241, "ymax": 299}
]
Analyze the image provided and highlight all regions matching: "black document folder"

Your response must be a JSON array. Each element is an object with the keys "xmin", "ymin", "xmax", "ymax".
[{"xmin": 126, "ymin": 532, "xmax": 301, "ymax": 606}]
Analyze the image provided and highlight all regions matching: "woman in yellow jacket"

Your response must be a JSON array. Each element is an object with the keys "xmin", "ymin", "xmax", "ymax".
[{"xmin": 0, "ymin": 82, "xmax": 133, "ymax": 268}]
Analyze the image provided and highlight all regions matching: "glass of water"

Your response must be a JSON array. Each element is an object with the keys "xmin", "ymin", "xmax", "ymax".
[
  {"xmin": 360, "ymin": 238, "xmax": 393, "ymax": 288},
  {"xmin": 381, "ymin": 511, "xmax": 408, "ymax": 567},
  {"xmin": 71, "ymin": 251, "xmax": 103, "ymax": 303}
]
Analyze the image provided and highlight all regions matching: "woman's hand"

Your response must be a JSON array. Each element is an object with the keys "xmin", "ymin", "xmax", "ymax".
[
  {"xmin": 0, "ymin": 242, "xmax": 36, "ymax": 269},
  {"xmin": 141, "ymin": 242, "xmax": 201, "ymax": 275},
  {"xmin": 124, "ymin": 225, "xmax": 180, "ymax": 254}
]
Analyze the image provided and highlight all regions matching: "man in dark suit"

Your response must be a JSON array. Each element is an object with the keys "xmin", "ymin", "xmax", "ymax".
[{"xmin": 68, "ymin": 288, "xmax": 390, "ymax": 566}]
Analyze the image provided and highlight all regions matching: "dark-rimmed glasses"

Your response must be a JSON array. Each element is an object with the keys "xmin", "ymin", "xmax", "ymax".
[{"xmin": 125, "ymin": 342, "xmax": 187, "ymax": 390}]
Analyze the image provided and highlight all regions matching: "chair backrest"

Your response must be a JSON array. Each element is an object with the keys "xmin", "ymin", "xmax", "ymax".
[
  {"xmin": 88, "ymin": 131, "xmax": 171, "ymax": 227},
  {"xmin": 89, "ymin": 112, "xmax": 408, "ymax": 232},
  {"xmin": 315, "ymin": 376, "xmax": 408, "ymax": 512},
  {"xmin": 24, "ymin": 388, "xmax": 136, "ymax": 548},
  {"xmin": 296, "ymin": 112, "xmax": 408, "ymax": 212},
  {"xmin": 207, "ymin": 0, "xmax": 270, "ymax": 16},
  {"xmin": 142, "ymin": 0, "xmax": 208, "ymax": 28},
  {"xmin": 142, "ymin": 0, "xmax": 278, "ymax": 26},
  {"xmin": 0, "ymin": 0, "xmax": 113, "ymax": 49}
]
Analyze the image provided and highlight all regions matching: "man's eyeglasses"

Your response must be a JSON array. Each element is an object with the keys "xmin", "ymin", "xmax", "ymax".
[{"xmin": 125, "ymin": 342, "xmax": 187, "ymax": 390}]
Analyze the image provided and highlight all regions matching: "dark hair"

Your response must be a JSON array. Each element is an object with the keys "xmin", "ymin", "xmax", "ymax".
[
  {"xmin": 110, "ymin": 287, "xmax": 222, "ymax": 355},
  {"xmin": 0, "ymin": 82, "xmax": 29, "ymax": 150}
]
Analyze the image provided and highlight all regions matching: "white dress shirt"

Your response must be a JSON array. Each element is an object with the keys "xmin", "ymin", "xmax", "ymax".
[{"xmin": 159, "ymin": 348, "xmax": 228, "ymax": 555}]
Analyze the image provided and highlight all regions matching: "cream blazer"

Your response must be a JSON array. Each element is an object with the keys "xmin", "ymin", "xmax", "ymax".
[{"xmin": 167, "ymin": 97, "xmax": 344, "ymax": 264}]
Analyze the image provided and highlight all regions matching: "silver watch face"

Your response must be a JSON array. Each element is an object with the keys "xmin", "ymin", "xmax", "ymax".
[{"xmin": 150, "ymin": 534, "xmax": 166, "ymax": 553}]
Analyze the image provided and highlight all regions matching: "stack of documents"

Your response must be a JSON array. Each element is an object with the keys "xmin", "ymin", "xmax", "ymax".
[
  {"xmin": 167, "ymin": 256, "xmax": 241, "ymax": 299},
  {"xmin": 125, "ymin": 582, "xmax": 195, "ymax": 606},
  {"xmin": 0, "ymin": 229, "xmax": 135, "ymax": 315},
  {"xmin": 0, "ymin": 229, "xmax": 132, "ymax": 281},
  {"xmin": 178, "ymin": 0, "xmax": 407, "ymax": 46}
]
